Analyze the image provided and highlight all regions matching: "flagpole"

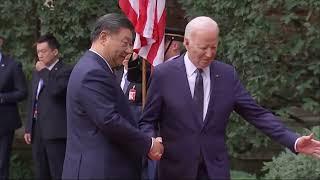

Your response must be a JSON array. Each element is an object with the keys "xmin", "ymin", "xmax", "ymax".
[{"xmin": 142, "ymin": 58, "xmax": 147, "ymax": 109}]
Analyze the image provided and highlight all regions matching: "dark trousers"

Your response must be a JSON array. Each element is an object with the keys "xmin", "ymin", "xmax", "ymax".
[
  {"xmin": 142, "ymin": 158, "xmax": 157, "ymax": 180},
  {"xmin": 32, "ymin": 122, "xmax": 66, "ymax": 180},
  {"xmin": 0, "ymin": 131, "xmax": 14, "ymax": 180},
  {"xmin": 196, "ymin": 155, "xmax": 209, "ymax": 180}
]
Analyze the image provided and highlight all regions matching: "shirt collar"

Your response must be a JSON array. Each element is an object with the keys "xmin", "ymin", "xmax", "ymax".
[
  {"xmin": 89, "ymin": 49, "xmax": 113, "ymax": 73},
  {"xmin": 166, "ymin": 55, "xmax": 179, "ymax": 62},
  {"xmin": 184, "ymin": 52, "xmax": 210, "ymax": 78},
  {"xmin": 47, "ymin": 59, "xmax": 59, "ymax": 70},
  {"xmin": 0, "ymin": 52, "xmax": 2, "ymax": 63}
]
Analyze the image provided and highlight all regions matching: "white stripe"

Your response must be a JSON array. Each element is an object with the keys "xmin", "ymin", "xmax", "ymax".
[
  {"xmin": 129, "ymin": 0, "xmax": 139, "ymax": 13},
  {"xmin": 134, "ymin": 33, "xmax": 141, "ymax": 49},
  {"xmin": 143, "ymin": 0, "xmax": 156, "ymax": 38},
  {"xmin": 157, "ymin": 0, "xmax": 165, "ymax": 23}
]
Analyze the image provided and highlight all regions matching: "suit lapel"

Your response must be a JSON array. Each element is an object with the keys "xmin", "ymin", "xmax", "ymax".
[
  {"xmin": 0, "ymin": 56, "xmax": 9, "ymax": 89},
  {"xmin": 31, "ymin": 71, "xmax": 40, "ymax": 108},
  {"xmin": 114, "ymin": 67, "xmax": 124, "ymax": 85},
  {"xmin": 176, "ymin": 56, "xmax": 203, "ymax": 128},
  {"xmin": 202, "ymin": 61, "xmax": 219, "ymax": 129}
]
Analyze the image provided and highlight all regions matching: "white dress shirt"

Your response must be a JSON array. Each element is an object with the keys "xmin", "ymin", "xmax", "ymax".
[
  {"xmin": 184, "ymin": 53, "xmax": 211, "ymax": 120},
  {"xmin": 165, "ymin": 55, "xmax": 179, "ymax": 62}
]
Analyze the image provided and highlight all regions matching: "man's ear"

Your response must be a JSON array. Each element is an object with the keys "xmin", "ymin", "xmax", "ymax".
[
  {"xmin": 53, "ymin": 49, "xmax": 59, "ymax": 56},
  {"xmin": 99, "ymin": 31, "xmax": 111, "ymax": 43},
  {"xmin": 172, "ymin": 41, "xmax": 179, "ymax": 50},
  {"xmin": 183, "ymin": 38, "xmax": 189, "ymax": 47}
]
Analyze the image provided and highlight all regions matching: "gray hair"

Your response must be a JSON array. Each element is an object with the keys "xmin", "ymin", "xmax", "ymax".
[
  {"xmin": 184, "ymin": 16, "xmax": 219, "ymax": 39},
  {"xmin": 90, "ymin": 13, "xmax": 134, "ymax": 42}
]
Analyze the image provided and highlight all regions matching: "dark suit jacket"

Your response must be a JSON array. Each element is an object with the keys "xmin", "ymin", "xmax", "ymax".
[
  {"xmin": 0, "ymin": 55, "xmax": 27, "ymax": 136},
  {"xmin": 62, "ymin": 50, "xmax": 151, "ymax": 179},
  {"xmin": 140, "ymin": 55, "xmax": 299, "ymax": 179},
  {"xmin": 25, "ymin": 60, "xmax": 72, "ymax": 140}
]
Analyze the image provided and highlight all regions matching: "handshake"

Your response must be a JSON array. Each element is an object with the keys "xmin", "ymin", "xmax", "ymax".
[{"xmin": 148, "ymin": 137, "xmax": 164, "ymax": 160}]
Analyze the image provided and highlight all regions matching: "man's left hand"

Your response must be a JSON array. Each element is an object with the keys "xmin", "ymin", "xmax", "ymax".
[{"xmin": 296, "ymin": 133, "xmax": 320, "ymax": 159}]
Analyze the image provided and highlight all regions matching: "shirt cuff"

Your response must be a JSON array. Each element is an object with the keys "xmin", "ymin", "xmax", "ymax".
[
  {"xmin": 150, "ymin": 137, "xmax": 154, "ymax": 151},
  {"xmin": 294, "ymin": 137, "xmax": 300, "ymax": 152}
]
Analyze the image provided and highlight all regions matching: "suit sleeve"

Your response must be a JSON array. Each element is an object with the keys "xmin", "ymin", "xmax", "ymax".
[
  {"xmin": 139, "ymin": 67, "xmax": 163, "ymax": 137},
  {"xmin": 232, "ymin": 68, "xmax": 299, "ymax": 152},
  {"xmin": 38, "ymin": 65, "xmax": 72, "ymax": 97},
  {"xmin": 0, "ymin": 61, "xmax": 27, "ymax": 103},
  {"xmin": 79, "ymin": 69, "xmax": 152, "ymax": 156}
]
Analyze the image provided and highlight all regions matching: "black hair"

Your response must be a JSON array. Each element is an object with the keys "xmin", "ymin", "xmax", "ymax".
[
  {"xmin": 90, "ymin": 13, "xmax": 134, "ymax": 42},
  {"xmin": 37, "ymin": 33, "xmax": 60, "ymax": 50}
]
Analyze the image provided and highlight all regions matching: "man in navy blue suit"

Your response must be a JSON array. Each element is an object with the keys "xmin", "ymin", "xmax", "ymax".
[
  {"xmin": 140, "ymin": 16, "xmax": 320, "ymax": 180},
  {"xmin": 24, "ymin": 34, "xmax": 72, "ymax": 180},
  {"xmin": 0, "ymin": 35, "xmax": 27, "ymax": 180},
  {"xmin": 62, "ymin": 13, "xmax": 163, "ymax": 180}
]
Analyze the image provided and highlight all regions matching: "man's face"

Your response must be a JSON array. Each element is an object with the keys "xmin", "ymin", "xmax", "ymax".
[
  {"xmin": 36, "ymin": 42, "xmax": 58, "ymax": 66},
  {"xmin": 184, "ymin": 28, "xmax": 219, "ymax": 69},
  {"xmin": 106, "ymin": 28, "xmax": 133, "ymax": 67}
]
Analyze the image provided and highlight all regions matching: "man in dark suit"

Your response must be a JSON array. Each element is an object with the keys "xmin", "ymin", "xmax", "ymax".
[
  {"xmin": 140, "ymin": 16, "xmax": 320, "ymax": 179},
  {"xmin": 0, "ymin": 36, "xmax": 27, "ymax": 180},
  {"xmin": 62, "ymin": 13, "xmax": 163, "ymax": 180},
  {"xmin": 24, "ymin": 34, "xmax": 72, "ymax": 180},
  {"xmin": 114, "ymin": 53, "xmax": 146, "ymax": 122}
]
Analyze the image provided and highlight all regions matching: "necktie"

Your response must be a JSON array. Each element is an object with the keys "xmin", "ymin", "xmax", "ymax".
[
  {"xmin": 33, "ymin": 79, "xmax": 43, "ymax": 119},
  {"xmin": 193, "ymin": 69, "xmax": 204, "ymax": 120}
]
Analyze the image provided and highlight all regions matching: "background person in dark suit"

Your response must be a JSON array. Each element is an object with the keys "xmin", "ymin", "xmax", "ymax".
[
  {"xmin": 140, "ymin": 16, "xmax": 320, "ymax": 180},
  {"xmin": 24, "ymin": 34, "xmax": 72, "ymax": 180},
  {"xmin": 0, "ymin": 36, "xmax": 27, "ymax": 180},
  {"xmin": 62, "ymin": 13, "xmax": 163, "ymax": 180},
  {"xmin": 114, "ymin": 53, "xmax": 147, "ymax": 122}
]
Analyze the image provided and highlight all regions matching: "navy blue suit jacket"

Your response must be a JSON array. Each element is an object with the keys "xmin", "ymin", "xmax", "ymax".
[
  {"xmin": 25, "ymin": 60, "xmax": 72, "ymax": 140},
  {"xmin": 62, "ymin": 51, "xmax": 151, "ymax": 179},
  {"xmin": 140, "ymin": 55, "xmax": 299, "ymax": 179},
  {"xmin": 0, "ymin": 55, "xmax": 27, "ymax": 136}
]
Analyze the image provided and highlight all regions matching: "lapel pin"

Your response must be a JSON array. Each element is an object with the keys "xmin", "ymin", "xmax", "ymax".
[
  {"xmin": 215, "ymin": 74, "xmax": 220, "ymax": 78},
  {"xmin": 1, "ymin": 64, "xmax": 5, "ymax": 67},
  {"xmin": 54, "ymin": 67, "xmax": 58, "ymax": 71}
]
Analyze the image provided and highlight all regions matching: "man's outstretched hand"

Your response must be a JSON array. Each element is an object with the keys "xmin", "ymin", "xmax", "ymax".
[{"xmin": 296, "ymin": 133, "xmax": 320, "ymax": 159}]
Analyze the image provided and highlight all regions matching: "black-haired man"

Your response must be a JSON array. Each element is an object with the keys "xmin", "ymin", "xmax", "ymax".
[{"xmin": 24, "ymin": 34, "xmax": 73, "ymax": 180}]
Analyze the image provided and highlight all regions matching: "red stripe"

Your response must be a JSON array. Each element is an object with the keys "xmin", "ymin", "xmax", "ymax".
[
  {"xmin": 120, "ymin": 0, "xmax": 166, "ymax": 65},
  {"xmin": 136, "ymin": 0, "xmax": 148, "ymax": 34},
  {"xmin": 119, "ymin": 0, "xmax": 138, "ymax": 26},
  {"xmin": 146, "ymin": 5, "xmax": 166, "ymax": 63}
]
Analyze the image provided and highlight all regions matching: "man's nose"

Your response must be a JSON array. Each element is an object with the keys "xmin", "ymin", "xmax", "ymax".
[{"xmin": 205, "ymin": 48, "xmax": 215, "ymax": 57}]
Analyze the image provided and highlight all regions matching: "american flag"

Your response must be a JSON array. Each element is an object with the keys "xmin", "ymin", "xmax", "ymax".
[{"xmin": 119, "ymin": 0, "xmax": 166, "ymax": 66}]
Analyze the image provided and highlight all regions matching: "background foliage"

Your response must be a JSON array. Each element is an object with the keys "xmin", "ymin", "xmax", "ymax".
[
  {"xmin": 1, "ymin": 0, "xmax": 319, "ymax": 176},
  {"xmin": 262, "ymin": 126, "xmax": 320, "ymax": 179},
  {"xmin": 0, "ymin": 0, "xmax": 119, "ymax": 79},
  {"xmin": 179, "ymin": 0, "xmax": 320, "ymax": 156}
]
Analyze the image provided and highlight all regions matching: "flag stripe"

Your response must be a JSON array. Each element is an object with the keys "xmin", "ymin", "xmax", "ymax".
[
  {"xmin": 119, "ymin": 0, "xmax": 166, "ymax": 66},
  {"xmin": 119, "ymin": 0, "xmax": 138, "ymax": 26}
]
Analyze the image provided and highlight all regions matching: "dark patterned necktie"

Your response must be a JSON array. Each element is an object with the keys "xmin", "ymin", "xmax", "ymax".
[{"xmin": 193, "ymin": 68, "xmax": 204, "ymax": 120}]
